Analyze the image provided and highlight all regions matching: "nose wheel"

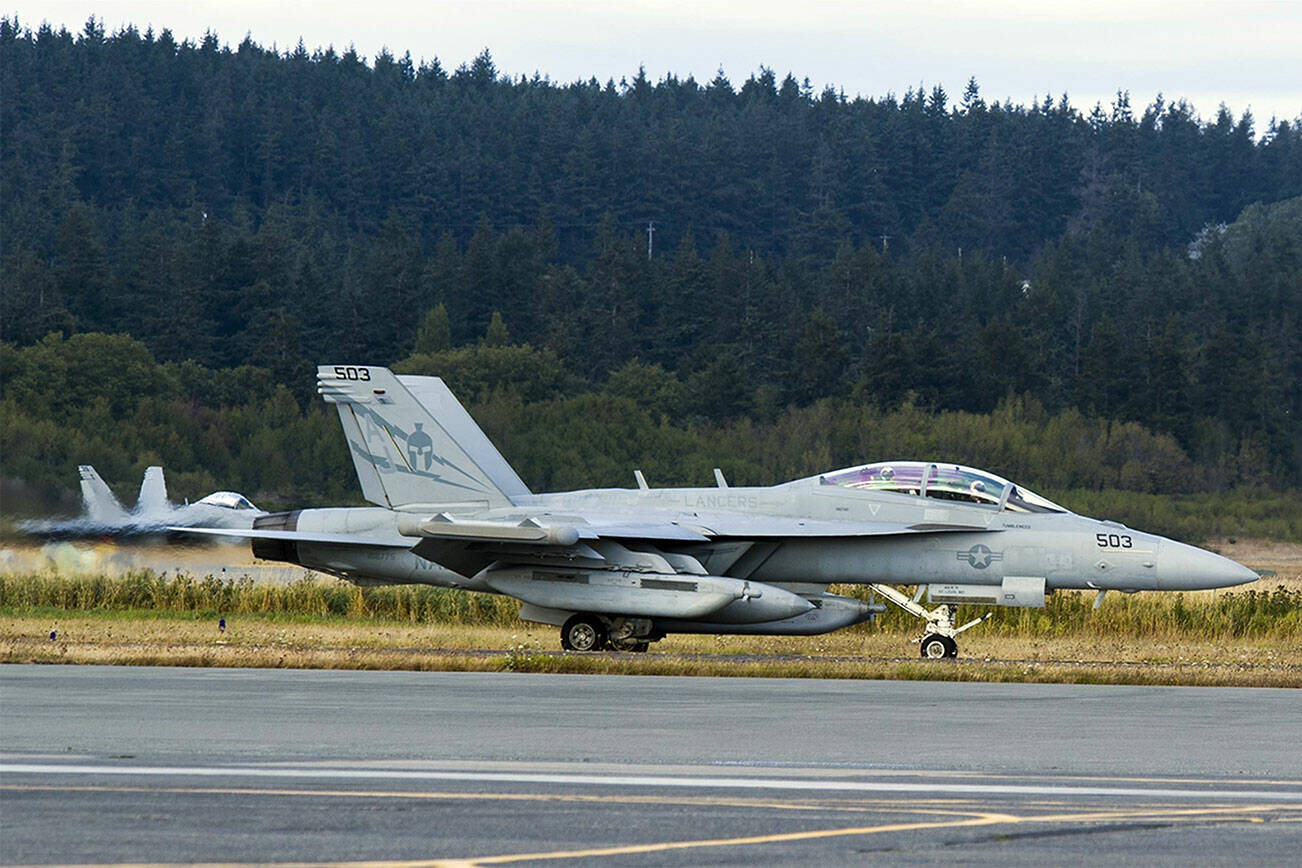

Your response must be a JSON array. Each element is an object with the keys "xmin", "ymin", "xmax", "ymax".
[{"xmin": 920, "ymin": 633, "xmax": 958, "ymax": 659}]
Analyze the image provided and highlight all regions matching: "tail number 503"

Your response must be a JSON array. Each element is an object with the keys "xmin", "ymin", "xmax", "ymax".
[
  {"xmin": 334, "ymin": 366, "xmax": 371, "ymax": 381},
  {"xmin": 1096, "ymin": 533, "xmax": 1133, "ymax": 548}
]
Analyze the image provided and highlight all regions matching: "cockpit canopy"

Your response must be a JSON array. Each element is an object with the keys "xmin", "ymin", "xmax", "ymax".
[
  {"xmin": 819, "ymin": 461, "xmax": 1067, "ymax": 514},
  {"xmin": 195, "ymin": 491, "xmax": 259, "ymax": 511}
]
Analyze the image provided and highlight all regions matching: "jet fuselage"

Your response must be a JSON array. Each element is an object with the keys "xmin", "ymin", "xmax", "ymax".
[{"xmin": 264, "ymin": 477, "xmax": 1256, "ymax": 596}]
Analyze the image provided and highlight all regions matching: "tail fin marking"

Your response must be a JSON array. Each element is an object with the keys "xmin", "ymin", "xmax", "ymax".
[
  {"xmin": 318, "ymin": 365, "xmax": 530, "ymax": 509},
  {"xmin": 397, "ymin": 375, "xmax": 531, "ymax": 502}
]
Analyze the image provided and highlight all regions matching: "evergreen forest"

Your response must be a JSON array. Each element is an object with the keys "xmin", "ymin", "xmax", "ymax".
[{"xmin": 1, "ymin": 18, "xmax": 1300, "ymax": 537}]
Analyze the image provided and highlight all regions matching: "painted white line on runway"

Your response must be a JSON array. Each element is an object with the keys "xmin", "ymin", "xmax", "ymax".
[{"xmin": 3, "ymin": 763, "xmax": 1301, "ymax": 802}]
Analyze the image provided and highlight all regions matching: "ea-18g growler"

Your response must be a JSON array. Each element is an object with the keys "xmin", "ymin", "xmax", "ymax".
[{"xmin": 187, "ymin": 365, "xmax": 1259, "ymax": 658}]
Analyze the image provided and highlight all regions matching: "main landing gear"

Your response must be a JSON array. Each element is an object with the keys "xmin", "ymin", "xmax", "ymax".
[
  {"xmin": 559, "ymin": 614, "xmax": 606, "ymax": 651},
  {"xmin": 868, "ymin": 584, "xmax": 991, "ymax": 660},
  {"xmin": 559, "ymin": 613, "xmax": 654, "ymax": 653}
]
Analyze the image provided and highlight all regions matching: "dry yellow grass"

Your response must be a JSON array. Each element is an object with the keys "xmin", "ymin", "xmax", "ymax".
[
  {"xmin": 4, "ymin": 612, "xmax": 1298, "ymax": 687},
  {"xmin": 2, "ymin": 542, "xmax": 1298, "ymax": 687}
]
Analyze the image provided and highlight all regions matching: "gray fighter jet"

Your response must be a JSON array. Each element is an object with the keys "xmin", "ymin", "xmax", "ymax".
[
  {"xmin": 188, "ymin": 365, "xmax": 1259, "ymax": 658},
  {"xmin": 20, "ymin": 465, "xmax": 263, "ymax": 537}
]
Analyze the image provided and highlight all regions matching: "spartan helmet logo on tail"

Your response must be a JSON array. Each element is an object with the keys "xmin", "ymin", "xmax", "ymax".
[
  {"xmin": 318, "ymin": 365, "xmax": 531, "ymax": 510},
  {"xmin": 407, "ymin": 423, "xmax": 434, "ymax": 470}
]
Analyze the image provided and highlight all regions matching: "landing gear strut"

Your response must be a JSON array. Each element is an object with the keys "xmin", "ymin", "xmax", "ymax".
[
  {"xmin": 869, "ymin": 584, "xmax": 990, "ymax": 660},
  {"xmin": 603, "ymin": 616, "xmax": 657, "ymax": 653}
]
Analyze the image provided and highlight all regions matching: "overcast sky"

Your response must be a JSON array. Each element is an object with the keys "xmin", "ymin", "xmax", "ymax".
[{"xmin": 11, "ymin": 1, "xmax": 1302, "ymax": 126}]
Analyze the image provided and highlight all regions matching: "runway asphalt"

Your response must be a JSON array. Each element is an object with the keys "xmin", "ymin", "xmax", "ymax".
[{"xmin": 2, "ymin": 665, "xmax": 1300, "ymax": 865}]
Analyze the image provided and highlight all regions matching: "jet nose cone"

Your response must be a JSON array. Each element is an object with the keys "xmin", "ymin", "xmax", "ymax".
[{"xmin": 1157, "ymin": 539, "xmax": 1259, "ymax": 591}]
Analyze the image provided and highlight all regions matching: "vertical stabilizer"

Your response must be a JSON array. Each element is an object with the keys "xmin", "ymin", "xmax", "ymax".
[
  {"xmin": 136, "ymin": 466, "xmax": 169, "ymax": 515},
  {"xmin": 318, "ymin": 365, "xmax": 530, "ymax": 510},
  {"xmin": 78, "ymin": 465, "xmax": 128, "ymax": 523},
  {"xmin": 397, "ymin": 375, "xmax": 532, "ymax": 501}
]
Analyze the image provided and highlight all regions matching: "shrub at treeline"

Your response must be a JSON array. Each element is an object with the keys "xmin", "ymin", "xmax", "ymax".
[
  {"xmin": 3, "ymin": 572, "xmax": 1298, "ymax": 642},
  {"xmin": 1, "ymin": 20, "xmax": 1299, "ymax": 525},
  {"xmin": 3, "ymin": 332, "xmax": 1300, "ymax": 542},
  {"xmin": 2, "ymin": 333, "xmax": 1302, "ymax": 543},
  {"xmin": 2, "ymin": 21, "xmax": 1300, "ymax": 490}
]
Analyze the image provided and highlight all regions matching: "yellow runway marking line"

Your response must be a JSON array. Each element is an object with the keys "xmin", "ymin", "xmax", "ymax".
[
  {"xmin": 21, "ymin": 805, "xmax": 1302, "ymax": 868},
  {"xmin": 442, "ymin": 811, "xmax": 1019, "ymax": 866},
  {"xmin": 9, "ymin": 797, "xmax": 1298, "ymax": 868},
  {"xmin": 19, "ymin": 783, "xmax": 1296, "ymax": 821},
  {"xmin": 434, "ymin": 806, "xmax": 1302, "ymax": 867},
  {"xmin": 700, "ymin": 766, "xmax": 1302, "ymax": 787},
  {"xmin": 14, "ymin": 811, "xmax": 1015, "ymax": 868},
  {"xmin": 1005, "ymin": 804, "xmax": 1300, "ymax": 823},
  {"xmin": 0, "ymin": 783, "xmax": 990, "ymax": 815}
]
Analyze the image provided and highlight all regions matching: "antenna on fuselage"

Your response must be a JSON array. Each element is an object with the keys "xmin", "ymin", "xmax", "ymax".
[
  {"xmin": 634, "ymin": 470, "xmax": 649, "ymax": 490},
  {"xmin": 713, "ymin": 468, "xmax": 729, "ymax": 489}
]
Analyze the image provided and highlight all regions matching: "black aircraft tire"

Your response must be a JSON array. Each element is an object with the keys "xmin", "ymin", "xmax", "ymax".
[
  {"xmin": 920, "ymin": 634, "xmax": 950, "ymax": 659},
  {"xmin": 560, "ymin": 614, "xmax": 607, "ymax": 652}
]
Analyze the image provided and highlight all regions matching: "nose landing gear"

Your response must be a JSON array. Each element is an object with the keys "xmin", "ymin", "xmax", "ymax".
[{"xmin": 868, "ymin": 584, "xmax": 991, "ymax": 660}]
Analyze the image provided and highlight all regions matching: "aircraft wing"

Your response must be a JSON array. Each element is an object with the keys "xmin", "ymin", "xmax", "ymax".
[
  {"xmin": 177, "ymin": 515, "xmax": 990, "ymax": 548},
  {"xmin": 675, "ymin": 513, "xmax": 999, "ymax": 537},
  {"xmin": 577, "ymin": 520, "xmax": 711, "ymax": 542},
  {"xmin": 397, "ymin": 512, "xmax": 997, "ymax": 545},
  {"xmin": 174, "ymin": 513, "xmax": 999, "ymax": 580},
  {"xmin": 397, "ymin": 512, "xmax": 1001, "ymax": 576}
]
